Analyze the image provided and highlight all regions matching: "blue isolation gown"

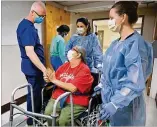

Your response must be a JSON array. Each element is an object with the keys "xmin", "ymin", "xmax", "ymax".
[
  {"xmin": 65, "ymin": 33, "xmax": 103, "ymax": 70},
  {"xmin": 100, "ymin": 31, "xmax": 153, "ymax": 126}
]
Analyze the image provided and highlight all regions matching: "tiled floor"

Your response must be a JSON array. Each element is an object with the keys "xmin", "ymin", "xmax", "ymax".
[{"xmin": 2, "ymin": 94, "xmax": 157, "ymax": 126}]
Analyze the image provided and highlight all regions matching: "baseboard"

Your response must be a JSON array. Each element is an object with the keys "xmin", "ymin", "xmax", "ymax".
[{"xmin": 1, "ymin": 95, "xmax": 27, "ymax": 114}]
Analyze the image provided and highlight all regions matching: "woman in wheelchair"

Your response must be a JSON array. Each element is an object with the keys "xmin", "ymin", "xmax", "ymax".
[{"xmin": 44, "ymin": 46, "xmax": 94, "ymax": 126}]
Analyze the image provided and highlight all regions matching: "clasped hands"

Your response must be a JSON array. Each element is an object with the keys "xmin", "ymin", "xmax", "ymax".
[{"xmin": 43, "ymin": 68, "xmax": 56, "ymax": 83}]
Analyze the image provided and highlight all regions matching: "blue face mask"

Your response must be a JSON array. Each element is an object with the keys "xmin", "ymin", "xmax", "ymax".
[{"xmin": 34, "ymin": 17, "xmax": 43, "ymax": 24}]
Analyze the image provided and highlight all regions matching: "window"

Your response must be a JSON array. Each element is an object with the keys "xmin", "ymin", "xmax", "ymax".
[
  {"xmin": 93, "ymin": 16, "xmax": 144, "ymax": 53},
  {"xmin": 133, "ymin": 16, "xmax": 144, "ymax": 35}
]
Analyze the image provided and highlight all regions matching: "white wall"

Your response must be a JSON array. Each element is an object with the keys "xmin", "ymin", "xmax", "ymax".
[
  {"xmin": 150, "ymin": 59, "xmax": 157, "ymax": 99},
  {"xmin": 2, "ymin": 1, "xmax": 43, "ymax": 106}
]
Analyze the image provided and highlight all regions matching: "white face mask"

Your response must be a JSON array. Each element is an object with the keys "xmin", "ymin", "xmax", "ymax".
[
  {"xmin": 108, "ymin": 19, "xmax": 122, "ymax": 32},
  {"xmin": 67, "ymin": 50, "xmax": 75, "ymax": 61},
  {"xmin": 76, "ymin": 28, "xmax": 85, "ymax": 35}
]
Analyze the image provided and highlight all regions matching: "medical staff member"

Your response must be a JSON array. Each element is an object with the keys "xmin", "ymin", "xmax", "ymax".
[
  {"xmin": 95, "ymin": 1, "xmax": 153, "ymax": 126},
  {"xmin": 65, "ymin": 17, "xmax": 103, "ymax": 72},
  {"xmin": 50, "ymin": 25, "xmax": 70, "ymax": 71},
  {"xmin": 16, "ymin": 2, "xmax": 46, "ymax": 126}
]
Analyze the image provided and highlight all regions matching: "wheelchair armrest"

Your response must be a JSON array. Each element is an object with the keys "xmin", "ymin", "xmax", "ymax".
[
  {"xmin": 52, "ymin": 92, "xmax": 74, "ymax": 126},
  {"xmin": 52, "ymin": 92, "xmax": 72, "ymax": 116},
  {"xmin": 43, "ymin": 83, "xmax": 55, "ymax": 90},
  {"xmin": 91, "ymin": 90, "xmax": 101, "ymax": 98}
]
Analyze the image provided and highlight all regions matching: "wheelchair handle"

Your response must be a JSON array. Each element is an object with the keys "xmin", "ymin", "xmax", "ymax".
[{"xmin": 92, "ymin": 90, "xmax": 101, "ymax": 98}]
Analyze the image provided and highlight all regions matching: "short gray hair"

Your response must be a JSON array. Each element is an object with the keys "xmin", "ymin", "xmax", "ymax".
[{"xmin": 31, "ymin": 1, "xmax": 46, "ymax": 11}]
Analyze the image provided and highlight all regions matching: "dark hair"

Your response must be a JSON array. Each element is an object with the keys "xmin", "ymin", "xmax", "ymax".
[
  {"xmin": 76, "ymin": 17, "xmax": 91, "ymax": 35},
  {"xmin": 111, "ymin": 1, "xmax": 139, "ymax": 24},
  {"xmin": 95, "ymin": 32, "xmax": 98, "ymax": 35},
  {"xmin": 57, "ymin": 25, "xmax": 70, "ymax": 34}
]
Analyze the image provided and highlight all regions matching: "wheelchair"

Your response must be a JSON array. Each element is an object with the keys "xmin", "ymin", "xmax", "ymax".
[{"xmin": 9, "ymin": 69, "xmax": 109, "ymax": 126}]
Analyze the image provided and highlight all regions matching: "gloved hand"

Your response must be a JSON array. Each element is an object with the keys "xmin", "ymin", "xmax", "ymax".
[
  {"xmin": 99, "ymin": 102, "xmax": 117, "ymax": 120},
  {"xmin": 92, "ymin": 83, "xmax": 102, "ymax": 97},
  {"xmin": 97, "ymin": 66, "xmax": 103, "ymax": 74}
]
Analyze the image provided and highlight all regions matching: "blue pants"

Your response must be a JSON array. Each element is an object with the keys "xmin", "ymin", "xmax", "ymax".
[
  {"xmin": 25, "ymin": 75, "xmax": 45, "ymax": 125},
  {"xmin": 50, "ymin": 56, "xmax": 63, "ymax": 71}
]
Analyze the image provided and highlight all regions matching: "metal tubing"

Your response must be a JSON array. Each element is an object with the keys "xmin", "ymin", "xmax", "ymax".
[
  {"xmin": 10, "ymin": 84, "xmax": 37, "ymax": 126},
  {"xmin": 9, "ymin": 103, "xmax": 14, "ymax": 127},
  {"xmin": 29, "ymin": 84, "xmax": 35, "ymax": 125},
  {"xmin": 70, "ymin": 94, "xmax": 74, "ymax": 126},
  {"xmin": 52, "ymin": 92, "xmax": 72, "ymax": 126},
  {"xmin": 15, "ymin": 114, "xmax": 45, "ymax": 127},
  {"xmin": 41, "ymin": 87, "xmax": 45, "ymax": 110},
  {"xmin": 11, "ymin": 84, "xmax": 31, "ymax": 102},
  {"xmin": 10, "ymin": 84, "xmax": 30, "ymax": 127},
  {"xmin": 11, "ymin": 104, "xmax": 52, "ymax": 120},
  {"xmin": 40, "ymin": 87, "xmax": 45, "ymax": 124},
  {"xmin": 98, "ymin": 72, "xmax": 101, "ymax": 83},
  {"xmin": 88, "ymin": 98, "xmax": 93, "ymax": 116}
]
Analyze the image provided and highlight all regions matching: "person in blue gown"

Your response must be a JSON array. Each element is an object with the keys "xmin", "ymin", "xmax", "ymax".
[
  {"xmin": 65, "ymin": 17, "xmax": 103, "ymax": 72},
  {"xmin": 95, "ymin": 1, "xmax": 153, "ymax": 126}
]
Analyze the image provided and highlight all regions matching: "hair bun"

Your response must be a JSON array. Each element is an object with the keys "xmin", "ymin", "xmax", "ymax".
[
  {"xmin": 57, "ymin": 25, "xmax": 70, "ymax": 33},
  {"xmin": 131, "ymin": 1, "xmax": 139, "ymax": 9}
]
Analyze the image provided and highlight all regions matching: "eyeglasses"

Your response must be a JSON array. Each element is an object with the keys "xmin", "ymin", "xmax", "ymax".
[
  {"xmin": 72, "ymin": 47, "xmax": 79, "ymax": 53},
  {"xmin": 33, "ymin": 10, "xmax": 46, "ymax": 18},
  {"xmin": 72, "ymin": 47, "xmax": 83, "ymax": 56}
]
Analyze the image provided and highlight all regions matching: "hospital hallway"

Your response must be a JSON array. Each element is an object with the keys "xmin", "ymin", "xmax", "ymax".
[
  {"xmin": 1, "ymin": 1, "xmax": 157, "ymax": 127},
  {"xmin": 1, "ymin": 92, "xmax": 157, "ymax": 126}
]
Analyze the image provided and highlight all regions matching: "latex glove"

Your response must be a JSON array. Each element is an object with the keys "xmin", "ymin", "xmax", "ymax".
[
  {"xmin": 97, "ymin": 66, "xmax": 103, "ymax": 74},
  {"xmin": 99, "ymin": 102, "xmax": 117, "ymax": 120},
  {"xmin": 96, "ymin": 64, "xmax": 103, "ymax": 73}
]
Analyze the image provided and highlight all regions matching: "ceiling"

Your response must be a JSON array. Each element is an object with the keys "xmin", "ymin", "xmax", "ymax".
[
  {"xmin": 55, "ymin": 1, "xmax": 96, "ymax": 6},
  {"xmin": 55, "ymin": 1, "xmax": 114, "ymax": 12},
  {"xmin": 53, "ymin": 1, "xmax": 157, "ymax": 13}
]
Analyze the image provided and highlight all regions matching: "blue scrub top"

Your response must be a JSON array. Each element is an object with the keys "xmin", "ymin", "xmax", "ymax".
[{"xmin": 17, "ymin": 19, "xmax": 45, "ymax": 76}]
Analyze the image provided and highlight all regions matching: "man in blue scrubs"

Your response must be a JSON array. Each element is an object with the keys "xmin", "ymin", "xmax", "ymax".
[{"xmin": 16, "ymin": 2, "xmax": 46, "ymax": 125}]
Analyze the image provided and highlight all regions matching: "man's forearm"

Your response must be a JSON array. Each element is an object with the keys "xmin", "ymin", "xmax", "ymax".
[
  {"xmin": 52, "ymin": 79, "xmax": 77, "ymax": 92},
  {"xmin": 28, "ymin": 51, "xmax": 46, "ymax": 73}
]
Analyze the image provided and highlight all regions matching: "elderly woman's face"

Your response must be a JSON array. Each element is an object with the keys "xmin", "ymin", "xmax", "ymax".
[{"xmin": 67, "ymin": 49, "xmax": 80, "ymax": 61}]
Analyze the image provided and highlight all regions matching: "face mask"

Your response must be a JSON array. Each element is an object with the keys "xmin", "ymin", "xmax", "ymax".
[
  {"xmin": 67, "ymin": 50, "xmax": 75, "ymax": 61},
  {"xmin": 108, "ymin": 19, "xmax": 122, "ymax": 32},
  {"xmin": 63, "ymin": 33, "xmax": 68, "ymax": 38},
  {"xmin": 77, "ymin": 28, "xmax": 85, "ymax": 35},
  {"xmin": 34, "ymin": 16, "xmax": 44, "ymax": 24}
]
